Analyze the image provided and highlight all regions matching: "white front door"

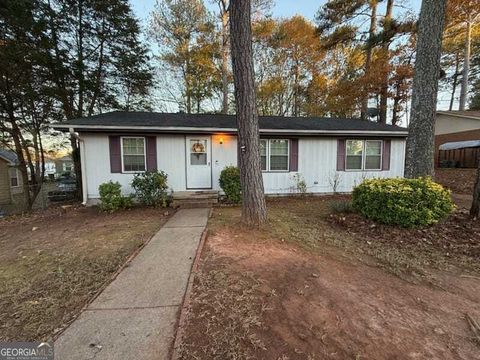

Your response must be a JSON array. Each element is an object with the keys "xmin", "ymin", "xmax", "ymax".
[{"xmin": 186, "ymin": 136, "xmax": 212, "ymax": 189}]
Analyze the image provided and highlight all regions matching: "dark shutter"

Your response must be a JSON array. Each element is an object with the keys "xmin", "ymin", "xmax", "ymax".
[
  {"xmin": 109, "ymin": 136, "xmax": 122, "ymax": 173},
  {"xmin": 337, "ymin": 139, "xmax": 346, "ymax": 171},
  {"xmin": 382, "ymin": 139, "xmax": 391, "ymax": 171},
  {"xmin": 289, "ymin": 139, "xmax": 298, "ymax": 171},
  {"xmin": 146, "ymin": 136, "xmax": 157, "ymax": 171}
]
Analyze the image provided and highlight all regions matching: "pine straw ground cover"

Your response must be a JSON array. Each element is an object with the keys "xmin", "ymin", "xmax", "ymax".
[
  {"xmin": 0, "ymin": 205, "xmax": 172, "ymax": 341},
  {"xmin": 178, "ymin": 197, "xmax": 480, "ymax": 360},
  {"xmin": 434, "ymin": 168, "xmax": 476, "ymax": 195}
]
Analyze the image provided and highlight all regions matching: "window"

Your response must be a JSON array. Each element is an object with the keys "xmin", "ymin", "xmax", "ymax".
[
  {"xmin": 260, "ymin": 139, "xmax": 267, "ymax": 171},
  {"xmin": 260, "ymin": 139, "xmax": 289, "ymax": 171},
  {"xmin": 345, "ymin": 140, "xmax": 382, "ymax": 171},
  {"xmin": 9, "ymin": 168, "xmax": 18, "ymax": 187},
  {"xmin": 122, "ymin": 137, "xmax": 146, "ymax": 172},
  {"xmin": 190, "ymin": 139, "xmax": 207, "ymax": 165},
  {"xmin": 346, "ymin": 140, "xmax": 363, "ymax": 170},
  {"xmin": 365, "ymin": 140, "xmax": 382, "ymax": 170},
  {"xmin": 63, "ymin": 162, "xmax": 73, "ymax": 172}
]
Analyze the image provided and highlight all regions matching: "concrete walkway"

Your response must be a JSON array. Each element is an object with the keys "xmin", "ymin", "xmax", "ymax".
[{"xmin": 54, "ymin": 208, "xmax": 210, "ymax": 360}]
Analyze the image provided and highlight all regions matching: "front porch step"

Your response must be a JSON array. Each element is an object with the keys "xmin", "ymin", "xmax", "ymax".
[{"xmin": 172, "ymin": 190, "xmax": 219, "ymax": 208}]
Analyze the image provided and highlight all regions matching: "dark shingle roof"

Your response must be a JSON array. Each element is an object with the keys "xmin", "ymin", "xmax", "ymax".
[
  {"xmin": 53, "ymin": 111, "xmax": 408, "ymax": 135},
  {"xmin": 0, "ymin": 149, "xmax": 19, "ymax": 165}
]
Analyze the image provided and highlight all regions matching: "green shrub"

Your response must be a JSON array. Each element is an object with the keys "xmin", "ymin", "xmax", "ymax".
[
  {"xmin": 98, "ymin": 181, "xmax": 133, "ymax": 212},
  {"xmin": 131, "ymin": 171, "xmax": 170, "ymax": 207},
  {"xmin": 219, "ymin": 166, "xmax": 241, "ymax": 203},
  {"xmin": 352, "ymin": 177, "xmax": 455, "ymax": 227}
]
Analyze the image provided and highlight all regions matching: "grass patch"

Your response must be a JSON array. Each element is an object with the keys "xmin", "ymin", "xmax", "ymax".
[{"xmin": 0, "ymin": 206, "xmax": 172, "ymax": 341}]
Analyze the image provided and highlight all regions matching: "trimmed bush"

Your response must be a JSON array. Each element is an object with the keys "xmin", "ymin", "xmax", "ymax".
[
  {"xmin": 219, "ymin": 166, "xmax": 241, "ymax": 203},
  {"xmin": 330, "ymin": 200, "xmax": 354, "ymax": 214},
  {"xmin": 99, "ymin": 181, "xmax": 133, "ymax": 212},
  {"xmin": 352, "ymin": 177, "xmax": 455, "ymax": 227},
  {"xmin": 131, "ymin": 171, "xmax": 170, "ymax": 207}
]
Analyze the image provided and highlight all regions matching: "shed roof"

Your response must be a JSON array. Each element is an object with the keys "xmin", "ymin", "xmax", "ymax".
[{"xmin": 52, "ymin": 111, "xmax": 408, "ymax": 136}]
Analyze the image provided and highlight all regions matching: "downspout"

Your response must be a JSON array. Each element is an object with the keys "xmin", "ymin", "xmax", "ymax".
[{"xmin": 69, "ymin": 128, "xmax": 88, "ymax": 205}]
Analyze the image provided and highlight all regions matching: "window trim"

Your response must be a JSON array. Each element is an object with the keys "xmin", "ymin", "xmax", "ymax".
[
  {"xmin": 261, "ymin": 139, "xmax": 290, "ymax": 172},
  {"xmin": 9, "ymin": 168, "xmax": 20, "ymax": 188},
  {"xmin": 345, "ymin": 139, "xmax": 383, "ymax": 172},
  {"xmin": 120, "ymin": 136, "xmax": 147, "ymax": 174}
]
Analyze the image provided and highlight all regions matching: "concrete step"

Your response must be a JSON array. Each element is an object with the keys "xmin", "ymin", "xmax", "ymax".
[
  {"xmin": 172, "ymin": 190, "xmax": 219, "ymax": 200},
  {"xmin": 172, "ymin": 190, "xmax": 219, "ymax": 208},
  {"xmin": 172, "ymin": 199, "xmax": 217, "ymax": 208}
]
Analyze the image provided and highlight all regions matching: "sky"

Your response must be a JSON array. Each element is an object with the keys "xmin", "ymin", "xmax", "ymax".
[{"xmin": 131, "ymin": 0, "xmax": 423, "ymax": 23}]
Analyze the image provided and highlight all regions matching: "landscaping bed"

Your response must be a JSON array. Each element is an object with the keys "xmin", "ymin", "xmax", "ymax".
[
  {"xmin": 178, "ymin": 197, "xmax": 480, "ymax": 359},
  {"xmin": 0, "ymin": 205, "xmax": 172, "ymax": 341},
  {"xmin": 328, "ymin": 208, "xmax": 480, "ymax": 275},
  {"xmin": 435, "ymin": 168, "xmax": 476, "ymax": 195}
]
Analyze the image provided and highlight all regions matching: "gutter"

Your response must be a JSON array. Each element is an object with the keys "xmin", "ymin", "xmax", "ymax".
[
  {"xmin": 53, "ymin": 124, "xmax": 408, "ymax": 137},
  {"xmin": 69, "ymin": 128, "xmax": 88, "ymax": 205}
]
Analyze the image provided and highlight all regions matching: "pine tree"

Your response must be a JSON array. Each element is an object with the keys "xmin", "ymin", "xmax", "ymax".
[
  {"xmin": 404, "ymin": 0, "xmax": 448, "ymax": 178},
  {"xmin": 151, "ymin": 0, "xmax": 220, "ymax": 113},
  {"xmin": 230, "ymin": 0, "xmax": 267, "ymax": 227}
]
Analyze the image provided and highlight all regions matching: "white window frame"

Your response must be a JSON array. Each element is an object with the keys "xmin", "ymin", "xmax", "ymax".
[
  {"xmin": 9, "ymin": 168, "xmax": 20, "ymax": 188},
  {"xmin": 345, "ymin": 139, "xmax": 383, "ymax": 171},
  {"xmin": 260, "ymin": 139, "xmax": 290, "ymax": 172},
  {"xmin": 120, "ymin": 136, "xmax": 147, "ymax": 174},
  {"xmin": 63, "ymin": 162, "xmax": 73, "ymax": 172}
]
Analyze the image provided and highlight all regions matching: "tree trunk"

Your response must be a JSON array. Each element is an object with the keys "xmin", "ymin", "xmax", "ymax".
[
  {"xmin": 449, "ymin": 51, "xmax": 460, "ymax": 111},
  {"xmin": 230, "ymin": 0, "xmax": 267, "ymax": 227},
  {"xmin": 459, "ymin": 18, "xmax": 472, "ymax": 111},
  {"xmin": 404, "ymin": 0, "xmax": 447, "ymax": 178},
  {"xmin": 221, "ymin": 5, "xmax": 229, "ymax": 114},
  {"xmin": 392, "ymin": 81, "xmax": 401, "ymax": 126},
  {"xmin": 471, "ymin": 160, "xmax": 480, "ymax": 218},
  {"xmin": 379, "ymin": 0, "xmax": 394, "ymax": 124},
  {"xmin": 76, "ymin": 0, "xmax": 85, "ymax": 118},
  {"xmin": 361, "ymin": 0, "xmax": 378, "ymax": 120}
]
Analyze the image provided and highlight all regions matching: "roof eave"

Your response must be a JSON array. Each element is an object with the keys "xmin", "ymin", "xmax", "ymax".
[
  {"xmin": 51, "ymin": 124, "xmax": 408, "ymax": 137},
  {"xmin": 437, "ymin": 111, "xmax": 480, "ymax": 121},
  {"xmin": 0, "ymin": 155, "xmax": 17, "ymax": 166}
]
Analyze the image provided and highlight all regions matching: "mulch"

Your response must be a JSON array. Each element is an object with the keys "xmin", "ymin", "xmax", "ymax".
[{"xmin": 328, "ymin": 210, "xmax": 480, "ymax": 262}]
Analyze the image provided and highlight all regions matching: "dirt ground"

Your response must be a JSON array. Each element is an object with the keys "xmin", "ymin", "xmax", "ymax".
[
  {"xmin": 0, "ymin": 204, "xmax": 172, "ymax": 341},
  {"xmin": 435, "ymin": 168, "xmax": 476, "ymax": 195},
  {"xmin": 178, "ymin": 198, "xmax": 480, "ymax": 360}
]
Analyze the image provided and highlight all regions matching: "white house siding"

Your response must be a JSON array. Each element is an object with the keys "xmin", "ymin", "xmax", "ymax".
[
  {"xmin": 211, "ymin": 134, "xmax": 238, "ymax": 191},
  {"xmin": 81, "ymin": 133, "xmax": 405, "ymax": 201},
  {"xmin": 157, "ymin": 134, "xmax": 186, "ymax": 191},
  {"xmin": 296, "ymin": 138, "xmax": 405, "ymax": 194}
]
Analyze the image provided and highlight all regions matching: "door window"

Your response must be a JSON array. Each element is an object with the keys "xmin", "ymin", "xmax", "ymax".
[{"xmin": 190, "ymin": 139, "xmax": 207, "ymax": 165}]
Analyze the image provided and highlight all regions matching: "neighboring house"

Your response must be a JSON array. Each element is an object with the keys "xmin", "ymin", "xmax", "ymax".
[
  {"xmin": 435, "ymin": 111, "xmax": 480, "ymax": 167},
  {"xmin": 55, "ymin": 155, "xmax": 74, "ymax": 176},
  {"xmin": 52, "ymin": 112, "xmax": 408, "ymax": 204},
  {"xmin": 42, "ymin": 155, "xmax": 74, "ymax": 179},
  {"xmin": 0, "ymin": 149, "xmax": 25, "ymax": 214}
]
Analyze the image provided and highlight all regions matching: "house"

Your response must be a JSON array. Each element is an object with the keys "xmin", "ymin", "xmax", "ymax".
[
  {"xmin": 42, "ymin": 155, "xmax": 74, "ymax": 179},
  {"xmin": 435, "ymin": 111, "xmax": 480, "ymax": 168},
  {"xmin": 52, "ymin": 112, "xmax": 408, "ymax": 205},
  {"xmin": 54, "ymin": 155, "xmax": 74, "ymax": 176},
  {"xmin": 0, "ymin": 149, "xmax": 25, "ymax": 214}
]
